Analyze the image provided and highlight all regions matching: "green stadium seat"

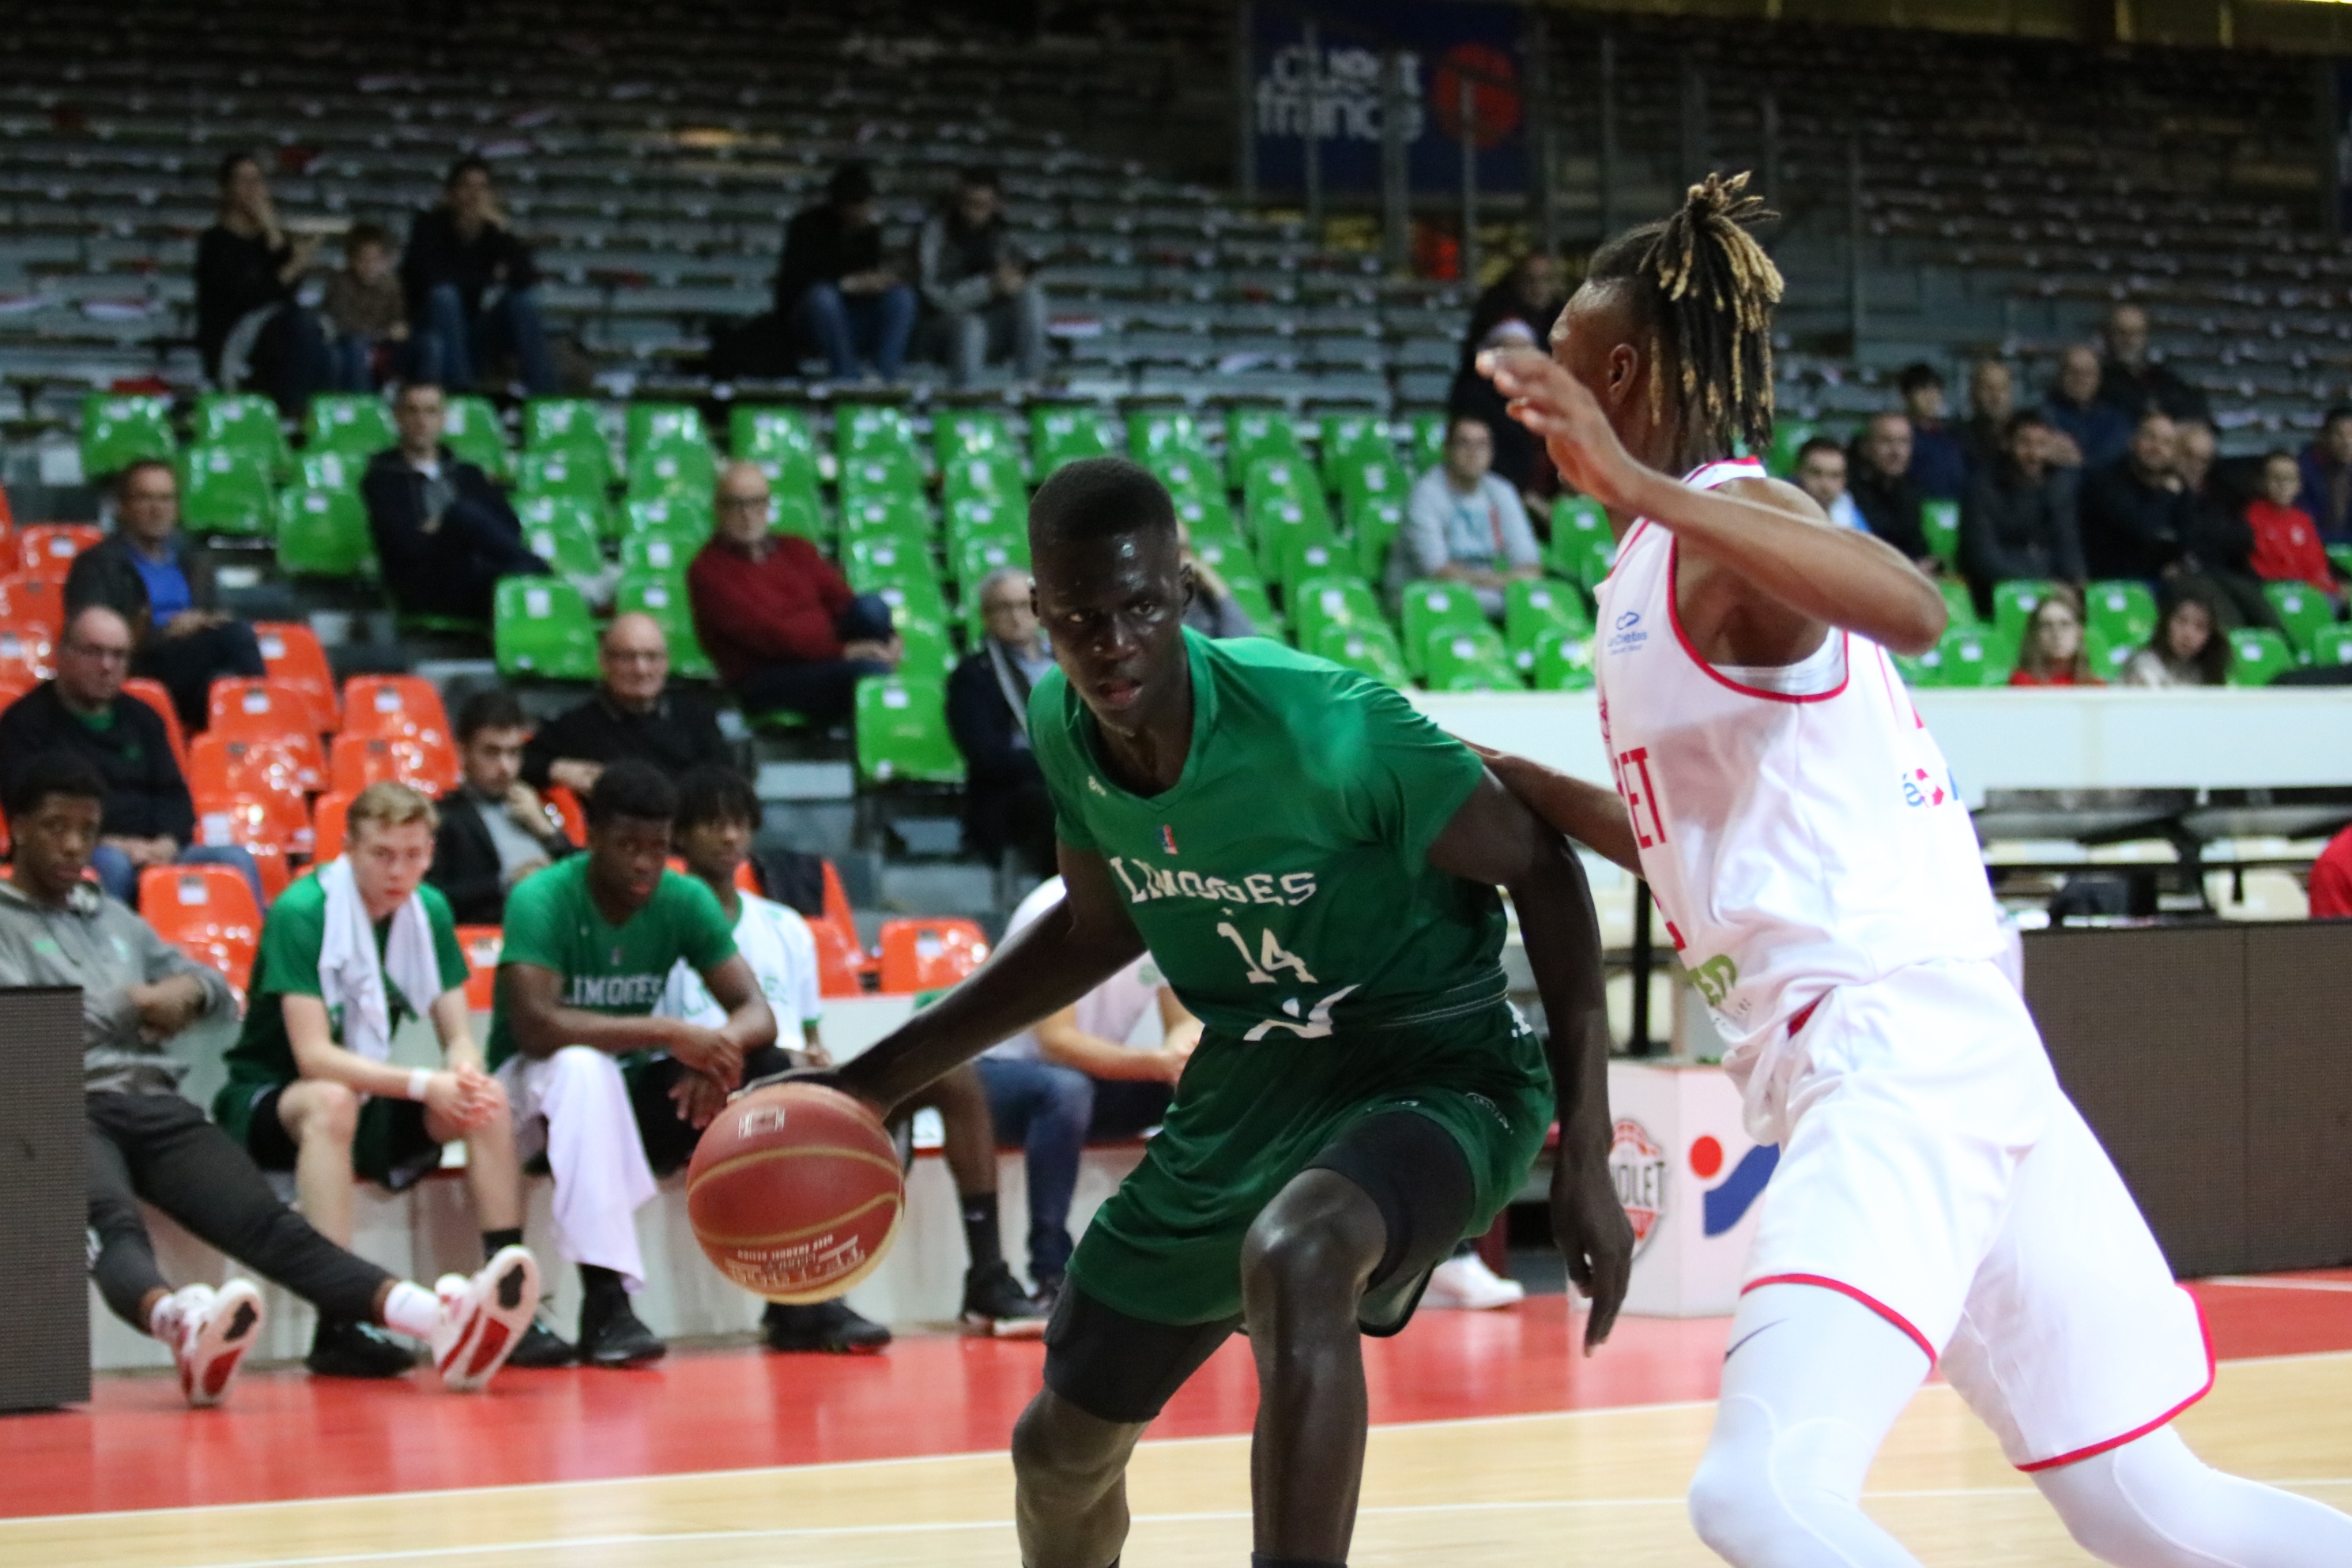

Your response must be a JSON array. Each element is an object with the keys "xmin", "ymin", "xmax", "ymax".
[
  {"xmin": 522, "ymin": 398, "xmax": 609, "ymax": 456},
  {"xmin": 1399, "ymin": 580, "xmax": 1491, "ymax": 676},
  {"xmin": 177, "ymin": 445, "xmax": 275, "ymax": 537},
  {"xmin": 2226, "ymin": 628, "xmax": 2295, "ymax": 686},
  {"xmin": 1988, "ymin": 579, "xmax": 2059, "ymax": 651},
  {"xmin": 1765, "ymin": 420, "xmax": 1817, "ymax": 480},
  {"xmin": 1266, "ymin": 529, "xmax": 1351, "ymax": 604},
  {"xmin": 613, "ymin": 571, "xmax": 714, "ymax": 679},
  {"xmin": 192, "ymin": 394, "xmax": 290, "ymax": 479},
  {"xmin": 1031, "ymin": 405, "xmax": 1113, "ymax": 473},
  {"xmin": 840, "ymin": 492, "xmax": 932, "ymax": 545},
  {"xmin": 750, "ymin": 461, "xmax": 824, "ymax": 522},
  {"xmin": 2263, "ymin": 582, "xmax": 2337, "ymax": 660},
  {"xmin": 839, "ymin": 450, "xmax": 924, "ymax": 502},
  {"xmin": 1407, "ymin": 412, "xmax": 1446, "ymax": 473},
  {"xmin": 493, "ymin": 576, "xmax": 597, "ymax": 680},
  {"xmin": 1938, "ymin": 578, "xmax": 1981, "ymax": 631},
  {"xmin": 1242, "ymin": 455, "xmax": 1321, "ymax": 513},
  {"xmin": 274, "ymin": 488, "xmax": 372, "ymax": 579},
  {"xmin": 844, "ymin": 537, "xmax": 937, "ymax": 595},
  {"xmin": 1314, "ymin": 620, "xmax": 1408, "ymax": 687},
  {"xmin": 896, "ymin": 616, "xmax": 958, "ymax": 680},
  {"xmin": 934, "ymin": 409, "xmax": 1016, "ymax": 467},
  {"xmin": 296, "ymin": 450, "xmax": 360, "ymax": 494},
  {"xmin": 2082, "ymin": 627, "xmax": 2135, "ymax": 683},
  {"xmin": 1226, "ymin": 580, "xmax": 1283, "ymax": 640},
  {"xmin": 514, "ymin": 448, "xmax": 611, "ymax": 502},
  {"xmin": 620, "ymin": 495, "xmax": 712, "ymax": 538},
  {"xmin": 1128, "ymin": 409, "xmax": 1212, "ymax": 466},
  {"xmin": 1148, "ymin": 454, "xmax": 1219, "ymax": 502},
  {"xmin": 619, "ymin": 530, "xmax": 699, "ymax": 576},
  {"xmin": 1318, "ymin": 413, "xmax": 1392, "ymax": 484},
  {"xmin": 80, "ymin": 394, "xmax": 175, "ymax": 480},
  {"xmin": 1287, "ymin": 575, "xmax": 1384, "ymax": 654},
  {"xmin": 732, "ymin": 406, "xmax": 825, "ymax": 491},
  {"xmin": 952, "ymin": 534, "xmax": 1029, "ymax": 594},
  {"xmin": 1349, "ymin": 498, "xmax": 1406, "ymax": 580},
  {"xmin": 303, "ymin": 395, "xmax": 397, "ymax": 458},
  {"xmin": 855, "ymin": 677, "xmax": 964, "ymax": 786},
  {"xmin": 1423, "ymin": 623, "xmax": 1523, "ymax": 692},
  {"xmin": 2082, "ymin": 579, "xmax": 2154, "ymax": 646},
  {"xmin": 1506, "ymin": 579, "xmax": 1591, "ymax": 663},
  {"xmin": 1528, "ymin": 626, "xmax": 1596, "ymax": 691},
  {"xmin": 1932, "ymin": 624, "xmax": 2006, "ymax": 688},
  {"xmin": 940, "ymin": 453, "xmax": 1023, "ymax": 506},
  {"xmin": 1333, "ymin": 455, "xmax": 1404, "ymax": 513},
  {"xmin": 1920, "ymin": 500, "xmax": 1960, "ymax": 568},
  {"xmin": 439, "ymin": 394, "xmax": 510, "ymax": 481},
  {"xmin": 514, "ymin": 496, "xmax": 605, "ymax": 576},
  {"xmin": 626, "ymin": 402, "xmax": 709, "ymax": 456},
  {"xmin": 1190, "ymin": 536, "xmax": 1265, "ymax": 591},
  {"xmin": 947, "ymin": 494, "xmax": 1024, "ymax": 552},
  {"xmin": 2306, "ymin": 625, "xmax": 2352, "ymax": 669},
  {"xmin": 1547, "ymin": 498, "xmax": 1613, "ymax": 588},
  {"xmin": 2330, "ymin": 544, "xmax": 2352, "ymax": 581},
  {"xmin": 1175, "ymin": 494, "xmax": 1244, "ymax": 542},
  {"xmin": 625, "ymin": 443, "xmax": 717, "ymax": 503},
  {"xmin": 1247, "ymin": 492, "xmax": 1335, "ymax": 545},
  {"xmin": 1226, "ymin": 408, "xmax": 1306, "ymax": 485},
  {"xmin": 769, "ymin": 491, "xmax": 829, "ymax": 546},
  {"xmin": 835, "ymin": 404, "xmax": 919, "ymax": 463}
]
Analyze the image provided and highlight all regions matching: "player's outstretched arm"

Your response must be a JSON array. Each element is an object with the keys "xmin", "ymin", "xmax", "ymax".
[
  {"xmin": 1479, "ymin": 346, "xmax": 1947, "ymax": 657},
  {"xmin": 1427, "ymin": 771, "xmax": 1634, "ymax": 1351},
  {"xmin": 1463, "ymin": 741, "xmax": 1642, "ymax": 875},
  {"xmin": 836, "ymin": 844, "xmax": 1147, "ymax": 1117}
]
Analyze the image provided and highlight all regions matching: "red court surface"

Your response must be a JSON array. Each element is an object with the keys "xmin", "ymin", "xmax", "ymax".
[{"xmin": 6, "ymin": 1272, "xmax": 2346, "ymax": 1520}]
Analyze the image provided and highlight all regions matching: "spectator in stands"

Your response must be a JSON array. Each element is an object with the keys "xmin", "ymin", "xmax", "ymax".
[
  {"xmin": 194, "ymin": 151, "xmax": 330, "ymax": 417},
  {"xmin": 2, "ymin": 752, "xmax": 537, "ymax": 1402},
  {"xmin": 1399, "ymin": 416, "xmax": 1543, "ymax": 617},
  {"xmin": 522, "ymin": 614, "xmax": 732, "ymax": 797},
  {"xmin": 2007, "ymin": 586, "xmax": 2101, "ymax": 686},
  {"xmin": 2297, "ymin": 405, "xmax": 2352, "ymax": 544},
  {"xmin": 2124, "ymin": 584, "xmax": 2230, "ymax": 688},
  {"xmin": 322, "ymin": 221, "xmax": 409, "ymax": 391},
  {"xmin": 947, "ymin": 567, "xmax": 1056, "ymax": 876},
  {"xmin": 2079, "ymin": 411, "xmax": 2188, "ymax": 583},
  {"xmin": 2171, "ymin": 419, "xmax": 2273, "ymax": 630},
  {"xmin": 67, "ymin": 458, "xmax": 266, "ymax": 735},
  {"xmin": 918, "ymin": 167, "xmax": 1047, "ymax": 387},
  {"xmin": 363, "ymin": 380, "xmax": 548, "ymax": 626},
  {"xmin": 213, "ymin": 780, "xmax": 570, "ymax": 1374},
  {"xmin": 2042, "ymin": 344, "xmax": 2132, "ymax": 471},
  {"xmin": 1792, "ymin": 435, "xmax": 1864, "ymax": 531},
  {"xmin": 484, "ymin": 760, "xmax": 771, "ymax": 1367},
  {"xmin": 2098, "ymin": 302, "xmax": 2210, "ymax": 424},
  {"xmin": 1449, "ymin": 251, "xmax": 1565, "ymax": 496},
  {"xmin": 2308, "ymin": 821, "xmax": 2352, "ymax": 918},
  {"xmin": 401, "ymin": 157, "xmax": 557, "ymax": 395},
  {"xmin": 974, "ymin": 874, "xmax": 1195, "ymax": 1306},
  {"xmin": 430, "ymin": 689, "xmax": 576, "ymax": 925},
  {"xmin": 0, "ymin": 607, "xmax": 261, "ymax": 908},
  {"xmin": 686, "ymin": 462, "xmax": 899, "ymax": 726},
  {"xmin": 775, "ymin": 162, "xmax": 916, "ymax": 383},
  {"xmin": 2248, "ymin": 450, "xmax": 2346, "ymax": 608},
  {"xmin": 1846, "ymin": 413, "xmax": 1938, "ymax": 567},
  {"xmin": 1176, "ymin": 517, "xmax": 1257, "ymax": 638},
  {"xmin": 1897, "ymin": 363, "xmax": 1968, "ymax": 500},
  {"xmin": 1958, "ymin": 359, "xmax": 2016, "ymax": 475},
  {"xmin": 1959, "ymin": 413, "xmax": 2083, "ymax": 616}
]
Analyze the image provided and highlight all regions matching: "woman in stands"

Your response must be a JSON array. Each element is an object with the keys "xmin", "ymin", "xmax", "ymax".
[
  {"xmin": 194, "ymin": 152, "xmax": 331, "ymax": 416},
  {"xmin": 2125, "ymin": 584, "xmax": 2231, "ymax": 687},
  {"xmin": 1477, "ymin": 172, "xmax": 2352, "ymax": 1568},
  {"xmin": 2007, "ymin": 586, "xmax": 2102, "ymax": 686}
]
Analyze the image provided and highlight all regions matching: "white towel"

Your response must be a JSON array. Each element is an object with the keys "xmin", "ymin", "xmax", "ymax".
[{"xmin": 315, "ymin": 857, "xmax": 445, "ymax": 1065}]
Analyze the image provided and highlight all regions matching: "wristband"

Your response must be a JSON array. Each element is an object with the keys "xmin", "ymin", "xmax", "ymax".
[{"xmin": 407, "ymin": 1068, "xmax": 433, "ymax": 1102}]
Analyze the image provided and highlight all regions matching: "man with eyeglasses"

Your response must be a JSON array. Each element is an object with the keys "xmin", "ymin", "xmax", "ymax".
[
  {"xmin": 685, "ymin": 461, "xmax": 901, "ymax": 726},
  {"xmin": 0, "ymin": 605, "xmax": 263, "ymax": 907},
  {"xmin": 519, "ymin": 612, "xmax": 732, "ymax": 800},
  {"xmin": 945, "ymin": 565, "xmax": 1054, "ymax": 876}
]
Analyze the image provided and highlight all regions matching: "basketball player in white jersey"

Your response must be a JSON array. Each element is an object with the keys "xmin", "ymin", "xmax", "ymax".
[{"xmin": 1478, "ymin": 172, "xmax": 2352, "ymax": 1567}]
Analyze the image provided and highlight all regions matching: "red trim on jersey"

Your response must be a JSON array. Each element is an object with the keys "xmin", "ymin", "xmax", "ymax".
[
  {"xmin": 1785, "ymin": 993, "xmax": 1826, "ymax": 1036},
  {"xmin": 1663, "ymin": 537, "xmax": 1853, "ymax": 705},
  {"xmin": 2014, "ymin": 1287, "xmax": 2217, "ymax": 1473},
  {"xmin": 1743, "ymin": 1273, "xmax": 1938, "ymax": 1366}
]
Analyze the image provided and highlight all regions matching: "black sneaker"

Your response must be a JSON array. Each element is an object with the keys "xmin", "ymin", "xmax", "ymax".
[
  {"xmin": 961, "ymin": 1261, "xmax": 1049, "ymax": 1340},
  {"xmin": 577, "ymin": 1294, "xmax": 665, "ymax": 1368},
  {"xmin": 763, "ymin": 1298, "xmax": 892, "ymax": 1354},
  {"xmin": 503, "ymin": 1314, "xmax": 577, "ymax": 1369},
  {"xmin": 306, "ymin": 1317, "xmax": 416, "ymax": 1378}
]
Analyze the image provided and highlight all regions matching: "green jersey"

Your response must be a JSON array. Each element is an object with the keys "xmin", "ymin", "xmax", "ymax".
[
  {"xmin": 214, "ymin": 875, "xmax": 471, "ymax": 1136},
  {"xmin": 1030, "ymin": 628, "xmax": 1506, "ymax": 1040},
  {"xmin": 484, "ymin": 856, "xmax": 737, "ymax": 1072}
]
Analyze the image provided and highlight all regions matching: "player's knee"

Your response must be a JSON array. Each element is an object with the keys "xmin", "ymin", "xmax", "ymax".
[
  {"xmin": 550, "ymin": 1045, "xmax": 619, "ymax": 1090},
  {"xmin": 1239, "ymin": 1207, "xmax": 1365, "ymax": 1316},
  {"xmin": 293, "ymin": 1080, "xmax": 361, "ymax": 1143},
  {"xmin": 1687, "ymin": 1395, "xmax": 1874, "ymax": 1565},
  {"xmin": 1040, "ymin": 1069, "xmax": 1093, "ymax": 1133},
  {"xmin": 1010, "ymin": 1392, "xmax": 1125, "ymax": 1498},
  {"xmin": 1687, "ymin": 1441, "xmax": 1781, "ymax": 1562}
]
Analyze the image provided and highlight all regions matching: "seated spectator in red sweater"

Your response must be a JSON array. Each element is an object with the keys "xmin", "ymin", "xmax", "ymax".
[
  {"xmin": 2007, "ymin": 587, "xmax": 2101, "ymax": 687},
  {"xmin": 2248, "ymin": 450, "xmax": 2344, "ymax": 608},
  {"xmin": 2310, "ymin": 823, "xmax": 2352, "ymax": 919},
  {"xmin": 687, "ymin": 462, "xmax": 902, "ymax": 726}
]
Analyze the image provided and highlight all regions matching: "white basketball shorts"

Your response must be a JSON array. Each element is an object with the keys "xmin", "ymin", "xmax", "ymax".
[{"xmin": 1740, "ymin": 957, "xmax": 2214, "ymax": 1471}]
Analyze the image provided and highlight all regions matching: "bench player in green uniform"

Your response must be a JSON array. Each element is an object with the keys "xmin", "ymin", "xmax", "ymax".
[{"xmin": 835, "ymin": 458, "xmax": 1633, "ymax": 1568}]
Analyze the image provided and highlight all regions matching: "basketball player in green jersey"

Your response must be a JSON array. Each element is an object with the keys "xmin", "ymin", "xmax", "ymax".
[{"xmin": 834, "ymin": 458, "xmax": 1632, "ymax": 1568}]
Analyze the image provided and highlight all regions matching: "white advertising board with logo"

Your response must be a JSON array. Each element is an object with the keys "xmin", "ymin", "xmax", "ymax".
[{"xmin": 1607, "ymin": 1058, "xmax": 1775, "ymax": 1317}]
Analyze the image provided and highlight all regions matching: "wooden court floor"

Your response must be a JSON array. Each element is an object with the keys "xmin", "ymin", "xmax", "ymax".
[{"xmin": 4, "ymin": 1348, "xmax": 2346, "ymax": 1568}]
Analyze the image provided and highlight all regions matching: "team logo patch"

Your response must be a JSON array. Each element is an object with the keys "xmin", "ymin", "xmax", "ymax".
[
  {"xmin": 1608, "ymin": 1118, "xmax": 1668, "ymax": 1257},
  {"xmin": 1606, "ymin": 611, "xmax": 1649, "ymax": 657},
  {"xmin": 1900, "ymin": 767, "xmax": 1950, "ymax": 808},
  {"xmin": 1160, "ymin": 824, "xmax": 1179, "ymax": 854}
]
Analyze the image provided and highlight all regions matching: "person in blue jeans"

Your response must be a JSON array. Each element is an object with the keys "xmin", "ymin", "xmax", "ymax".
[
  {"xmin": 401, "ymin": 156, "xmax": 558, "ymax": 395},
  {"xmin": 773, "ymin": 162, "xmax": 916, "ymax": 383},
  {"xmin": 972, "ymin": 875, "xmax": 1198, "ymax": 1301}
]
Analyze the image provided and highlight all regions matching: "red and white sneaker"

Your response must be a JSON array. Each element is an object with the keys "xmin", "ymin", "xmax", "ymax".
[
  {"xmin": 161, "ymin": 1280, "xmax": 266, "ymax": 1408},
  {"xmin": 432, "ymin": 1246, "xmax": 540, "ymax": 1393}
]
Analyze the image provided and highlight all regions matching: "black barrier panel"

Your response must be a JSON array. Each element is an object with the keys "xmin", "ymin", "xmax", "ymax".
[
  {"xmin": 0, "ymin": 987, "xmax": 90, "ymax": 1412},
  {"xmin": 2244, "ymin": 924, "xmax": 2352, "ymax": 1272}
]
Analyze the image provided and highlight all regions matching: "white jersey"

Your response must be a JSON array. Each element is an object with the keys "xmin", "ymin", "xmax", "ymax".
[
  {"xmin": 1592, "ymin": 458, "xmax": 2003, "ymax": 1136},
  {"xmin": 985, "ymin": 877, "xmax": 1164, "ymax": 1062},
  {"xmin": 656, "ymin": 891, "xmax": 822, "ymax": 1045}
]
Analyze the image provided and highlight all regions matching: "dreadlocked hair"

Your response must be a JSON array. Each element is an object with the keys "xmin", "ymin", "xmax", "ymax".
[{"xmin": 1585, "ymin": 171, "xmax": 1783, "ymax": 468}]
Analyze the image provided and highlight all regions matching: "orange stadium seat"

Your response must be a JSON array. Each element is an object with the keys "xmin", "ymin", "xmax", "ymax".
[
  {"xmin": 0, "ymin": 574, "xmax": 66, "ymax": 639},
  {"xmin": 0, "ymin": 671, "xmax": 35, "ymax": 716},
  {"xmin": 876, "ymin": 918, "xmax": 989, "ymax": 993},
  {"xmin": 0, "ymin": 626, "xmax": 51, "ymax": 686},
  {"xmin": 329, "ymin": 731, "xmax": 459, "ymax": 796},
  {"xmin": 16, "ymin": 524, "xmax": 102, "ymax": 576},
  {"xmin": 122, "ymin": 678, "xmax": 189, "ymax": 778},
  {"xmin": 311, "ymin": 790, "xmax": 351, "ymax": 862},
  {"xmin": 544, "ymin": 783, "xmax": 587, "ymax": 843},
  {"xmin": 342, "ymin": 675, "xmax": 451, "ymax": 743},
  {"xmin": 187, "ymin": 801, "xmax": 297, "ymax": 902},
  {"xmin": 208, "ymin": 677, "xmax": 322, "ymax": 745},
  {"xmin": 811, "ymin": 918, "xmax": 869, "ymax": 999},
  {"xmin": 253, "ymin": 622, "xmax": 339, "ymax": 733},
  {"xmin": 189, "ymin": 729, "xmax": 324, "ymax": 803},
  {"xmin": 457, "ymin": 925, "xmax": 503, "ymax": 1010},
  {"xmin": 141, "ymin": 863, "xmax": 263, "ymax": 994}
]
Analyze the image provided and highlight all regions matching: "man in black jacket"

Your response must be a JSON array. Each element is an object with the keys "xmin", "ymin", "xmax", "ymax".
[
  {"xmin": 1959, "ymin": 413, "xmax": 2084, "ymax": 616},
  {"xmin": 66, "ymin": 459, "xmax": 266, "ymax": 735},
  {"xmin": 775, "ymin": 162, "xmax": 915, "ymax": 383},
  {"xmin": 1847, "ymin": 413, "xmax": 1939, "ymax": 568},
  {"xmin": 0, "ymin": 606, "xmax": 261, "ymax": 908},
  {"xmin": 401, "ymin": 156, "xmax": 557, "ymax": 395},
  {"xmin": 2079, "ymin": 412, "xmax": 2189, "ymax": 583},
  {"xmin": 430, "ymin": 689, "xmax": 576, "ymax": 925},
  {"xmin": 2097, "ymin": 303, "xmax": 2210, "ymax": 425},
  {"xmin": 521, "ymin": 613, "xmax": 732, "ymax": 798},
  {"xmin": 361, "ymin": 381, "xmax": 548, "ymax": 624},
  {"xmin": 945, "ymin": 567, "xmax": 1054, "ymax": 876}
]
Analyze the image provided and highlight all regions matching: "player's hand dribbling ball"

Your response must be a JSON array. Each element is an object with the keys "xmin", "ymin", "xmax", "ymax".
[{"xmin": 685, "ymin": 1084, "xmax": 905, "ymax": 1303}]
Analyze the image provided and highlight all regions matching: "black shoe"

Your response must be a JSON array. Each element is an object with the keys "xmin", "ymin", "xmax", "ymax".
[
  {"xmin": 577, "ymin": 1294, "xmax": 665, "ymax": 1368},
  {"xmin": 961, "ymin": 1261, "xmax": 1048, "ymax": 1339},
  {"xmin": 305, "ymin": 1317, "xmax": 416, "ymax": 1379},
  {"xmin": 763, "ymin": 1298, "xmax": 892, "ymax": 1353},
  {"xmin": 503, "ymin": 1315, "xmax": 576, "ymax": 1369},
  {"xmin": 1031, "ymin": 1273, "xmax": 1064, "ymax": 1317}
]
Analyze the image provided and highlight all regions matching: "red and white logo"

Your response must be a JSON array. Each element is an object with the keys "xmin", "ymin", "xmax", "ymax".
[{"xmin": 1608, "ymin": 1118, "xmax": 1668, "ymax": 1257}]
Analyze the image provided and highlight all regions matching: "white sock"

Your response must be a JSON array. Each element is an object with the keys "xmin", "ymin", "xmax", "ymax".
[
  {"xmin": 149, "ymin": 1283, "xmax": 207, "ymax": 1343},
  {"xmin": 380, "ymin": 1281, "xmax": 442, "ymax": 1340}
]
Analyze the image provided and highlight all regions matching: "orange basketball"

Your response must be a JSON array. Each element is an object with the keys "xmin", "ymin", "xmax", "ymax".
[{"xmin": 685, "ymin": 1083, "xmax": 905, "ymax": 1304}]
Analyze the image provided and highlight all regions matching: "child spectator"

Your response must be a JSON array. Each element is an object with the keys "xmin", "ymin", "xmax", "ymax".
[
  {"xmin": 2124, "ymin": 585, "xmax": 2230, "ymax": 688},
  {"xmin": 2246, "ymin": 450, "xmax": 2344, "ymax": 606},
  {"xmin": 322, "ymin": 222, "xmax": 409, "ymax": 391},
  {"xmin": 2008, "ymin": 587, "xmax": 2101, "ymax": 687}
]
